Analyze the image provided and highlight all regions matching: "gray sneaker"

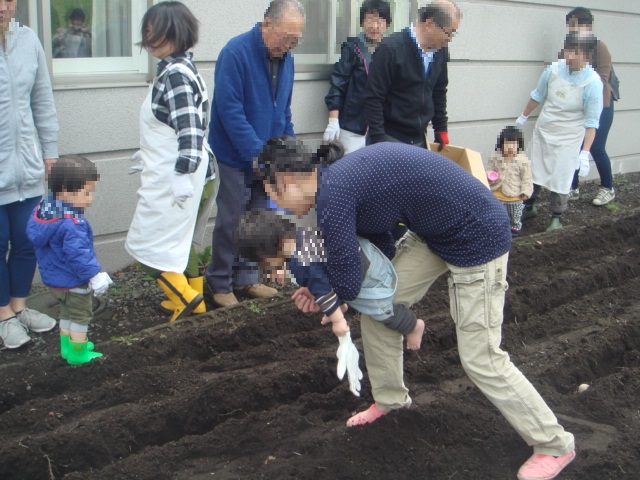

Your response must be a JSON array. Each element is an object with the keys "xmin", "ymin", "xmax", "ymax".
[
  {"xmin": 0, "ymin": 317, "xmax": 31, "ymax": 349},
  {"xmin": 17, "ymin": 308, "xmax": 57, "ymax": 333},
  {"xmin": 568, "ymin": 188, "xmax": 580, "ymax": 201},
  {"xmin": 592, "ymin": 187, "xmax": 615, "ymax": 206}
]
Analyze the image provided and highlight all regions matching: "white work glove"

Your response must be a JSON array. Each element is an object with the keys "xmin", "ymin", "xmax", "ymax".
[
  {"xmin": 171, "ymin": 173, "xmax": 194, "ymax": 209},
  {"xmin": 515, "ymin": 114, "xmax": 528, "ymax": 127},
  {"xmin": 89, "ymin": 272, "xmax": 113, "ymax": 297},
  {"xmin": 129, "ymin": 150, "xmax": 144, "ymax": 175},
  {"xmin": 578, "ymin": 150, "xmax": 591, "ymax": 177},
  {"xmin": 336, "ymin": 332, "xmax": 363, "ymax": 397},
  {"xmin": 323, "ymin": 118, "xmax": 341, "ymax": 142}
]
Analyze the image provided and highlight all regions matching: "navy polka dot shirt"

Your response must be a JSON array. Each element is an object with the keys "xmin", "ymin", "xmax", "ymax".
[{"xmin": 316, "ymin": 142, "xmax": 512, "ymax": 301}]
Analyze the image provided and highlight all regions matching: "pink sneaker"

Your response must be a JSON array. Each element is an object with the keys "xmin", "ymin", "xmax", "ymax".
[
  {"xmin": 346, "ymin": 404, "xmax": 388, "ymax": 427},
  {"xmin": 517, "ymin": 451, "xmax": 576, "ymax": 480}
]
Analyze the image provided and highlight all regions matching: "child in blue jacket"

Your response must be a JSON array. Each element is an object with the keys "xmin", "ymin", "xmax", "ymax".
[
  {"xmin": 27, "ymin": 155, "xmax": 112, "ymax": 365},
  {"xmin": 237, "ymin": 209, "xmax": 425, "ymax": 350}
]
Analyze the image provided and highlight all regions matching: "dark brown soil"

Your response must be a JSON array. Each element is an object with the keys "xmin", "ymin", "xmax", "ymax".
[{"xmin": 1, "ymin": 175, "xmax": 639, "ymax": 480}]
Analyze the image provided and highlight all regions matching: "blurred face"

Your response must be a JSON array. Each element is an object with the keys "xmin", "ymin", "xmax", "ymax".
[
  {"xmin": 564, "ymin": 47, "xmax": 588, "ymax": 71},
  {"xmin": 59, "ymin": 180, "xmax": 97, "ymax": 210},
  {"xmin": 567, "ymin": 18, "xmax": 591, "ymax": 33},
  {"xmin": 263, "ymin": 172, "xmax": 317, "ymax": 216},
  {"xmin": 362, "ymin": 12, "xmax": 388, "ymax": 44},
  {"xmin": 0, "ymin": 0, "xmax": 16, "ymax": 33},
  {"xmin": 502, "ymin": 141, "xmax": 519, "ymax": 159},
  {"xmin": 262, "ymin": 8, "xmax": 305, "ymax": 58},
  {"xmin": 415, "ymin": 16, "xmax": 458, "ymax": 52},
  {"xmin": 144, "ymin": 25, "xmax": 177, "ymax": 60}
]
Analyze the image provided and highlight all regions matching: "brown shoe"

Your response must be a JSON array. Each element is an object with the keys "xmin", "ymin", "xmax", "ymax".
[
  {"xmin": 213, "ymin": 292, "xmax": 239, "ymax": 308},
  {"xmin": 235, "ymin": 283, "xmax": 278, "ymax": 299}
]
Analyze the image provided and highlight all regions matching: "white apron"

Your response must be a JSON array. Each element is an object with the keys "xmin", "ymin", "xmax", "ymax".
[
  {"xmin": 125, "ymin": 62, "xmax": 209, "ymax": 272},
  {"xmin": 529, "ymin": 64, "xmax": 600, "ymax": 194}
]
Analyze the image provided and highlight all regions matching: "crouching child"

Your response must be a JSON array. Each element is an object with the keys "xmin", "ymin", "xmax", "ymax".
[
  {"xmin": 237, "ymin": 209, "xmax": 425, "ymax": 350},
  {"xmin": 27, "ymin": 155, "xmax": 112, "ymax": 365}
]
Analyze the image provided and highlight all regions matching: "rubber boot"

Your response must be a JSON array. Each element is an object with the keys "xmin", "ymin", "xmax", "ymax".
[
  {"xmin": 67, "ymin": 340, "xmax": 103, "ymax": 366},
  {"xmin": 188, "ymin": 276, "xmax": 207, "ymax": 314},
  {"xmin": 156, "ymin": 272, "xmax": 204, "ymax": 322},
  {"xmin": 521, "ymin": 205, "xmax": 538, "ymax": 221},
  {"xmin": 159, "ymin": 299, "xmax": 175, "ymax": 314},
  {"xmin": 60, "ymin": 333, "xmax": 94, "ymax": 360},
  {"xmin": 546, "ymin": 216, "xmax": 563, "ymax": 232}
]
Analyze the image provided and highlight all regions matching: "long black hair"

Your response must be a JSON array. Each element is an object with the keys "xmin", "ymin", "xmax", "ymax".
[{"xmin": 254, "ymin": 136, "xmax": 344, "ymax": 187}]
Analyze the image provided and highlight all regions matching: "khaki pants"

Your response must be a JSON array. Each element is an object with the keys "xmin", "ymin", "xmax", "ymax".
[{"xmin": 360, "ymin": 232, "xmax": 574, "ymax": 455}]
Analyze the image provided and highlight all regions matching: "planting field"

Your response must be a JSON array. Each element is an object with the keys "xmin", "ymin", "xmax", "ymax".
[{"xmin": 1, "ymin": 176, "xmax": 639, "ymax": 480}]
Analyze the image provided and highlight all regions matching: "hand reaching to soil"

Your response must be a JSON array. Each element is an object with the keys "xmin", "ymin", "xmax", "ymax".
[
  {"xmin": 320, "ymin": 304, "xmax": 350, "ymax": 337},
  {"xmin": 292, "ymin": 287, "xmax": 321, "ymax": 313}
]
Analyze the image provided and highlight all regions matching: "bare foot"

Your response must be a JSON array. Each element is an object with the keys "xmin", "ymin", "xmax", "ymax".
[{"xmin": 406, "ymin": 319, "xmax": 425, "ymax": 350}]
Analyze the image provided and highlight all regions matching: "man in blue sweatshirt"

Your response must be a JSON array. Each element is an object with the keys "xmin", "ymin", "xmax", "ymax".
[{"xmin": 205, "ymin": 0, "xmax": 305, "ymax": 307}]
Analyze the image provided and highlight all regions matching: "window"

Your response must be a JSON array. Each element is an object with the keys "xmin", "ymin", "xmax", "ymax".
[
  {"xmin": 18, "ymin": 0, "xmax": 150, "ymax": 85},
  {"xmin": 295, "ymin": 0, "xmax": 418, "ymax": 64}
]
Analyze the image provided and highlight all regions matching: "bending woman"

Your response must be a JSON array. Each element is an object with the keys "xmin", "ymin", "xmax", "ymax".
[{"xmin": 255, "ymin": 137, "xmax": 576, "ymax": 480}]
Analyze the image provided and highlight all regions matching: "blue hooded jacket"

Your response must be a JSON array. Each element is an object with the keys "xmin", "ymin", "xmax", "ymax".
[
  {"xmin": 209, "ymin": 23, "xmax": 295, "ymax": 172},
  {"xmin": 26, "ymin": 196, "xmax": 101, "ymax": 289}
]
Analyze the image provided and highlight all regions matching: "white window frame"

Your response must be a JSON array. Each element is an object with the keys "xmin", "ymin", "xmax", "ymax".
[
  {"xmin": 33, "ymin": 0, "xmax": 151, "ymax": 88},
  {"xmin": 295, "ymin": 0, "xmax": 416, "ymax": 66}
]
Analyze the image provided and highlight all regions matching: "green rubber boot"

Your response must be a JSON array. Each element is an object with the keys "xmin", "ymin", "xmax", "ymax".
[
  {"xmin": 546, "ymin": 216, "xmax": 563, "ymax": 232},
  {"xmin": 521, "ymin": 205, "xmax": 538, "ymax": 221},
  {"xmin": 67, "ymin": 340, "xmax": 103, "ymax": 365},
  {"xmin": 60, "ymin": 334, "xmax": 95, "ymax": 360}
]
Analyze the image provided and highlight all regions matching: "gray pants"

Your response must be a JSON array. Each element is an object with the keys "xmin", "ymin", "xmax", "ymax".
[
  {"xmin": 524, "ymin": 184, "xmax": 569, "ymax": 215},
  {"xmin": 205, "ymin": 162, "xmax": 268, "ymax": 293}
]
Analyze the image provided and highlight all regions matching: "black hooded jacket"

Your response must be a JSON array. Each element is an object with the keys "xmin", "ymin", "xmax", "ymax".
[{"xmin": 324, "ymin": 35, "xmax": 372, "ymax": 136}]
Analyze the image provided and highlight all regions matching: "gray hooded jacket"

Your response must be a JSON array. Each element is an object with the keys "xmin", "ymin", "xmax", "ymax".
[{"xmin": 0, "ymin": 22, "xmax": 58, "ymax": 205}]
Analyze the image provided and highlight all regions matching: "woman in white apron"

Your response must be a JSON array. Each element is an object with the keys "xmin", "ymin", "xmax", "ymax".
[
  {"xmin": 126, "ymin": 2, "xmax": 215, "ymax": 321},
  {"xmin": 515, "ymin": 32, "xmax": 603, "ymax": 232}
]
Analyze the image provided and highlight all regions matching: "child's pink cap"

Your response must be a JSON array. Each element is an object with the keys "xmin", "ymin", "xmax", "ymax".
[{"xmin": 487, "ymin": 170, "xmax": 499, "ymax": 182}]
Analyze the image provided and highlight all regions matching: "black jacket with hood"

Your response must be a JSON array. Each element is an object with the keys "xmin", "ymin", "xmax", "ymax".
[{"xmin": 324, "ymin": 35, "xmax": 371, "ymax": 136}]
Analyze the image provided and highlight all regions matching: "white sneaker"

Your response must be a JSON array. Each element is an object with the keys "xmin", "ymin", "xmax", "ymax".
[
  {"xmin": 0, "ymin": 317, "xmax": 31, "ymax": 349},
  {"xmin": 592, "ymin": 187, "xmax": 615, "ymax": 206},
  {"xmin": 17, "ymin": 308, "xmax": 57, "ymax": 333},
  {"xmin": 568, "ymin": 188, "xmax": 580, "ymax": 201}
]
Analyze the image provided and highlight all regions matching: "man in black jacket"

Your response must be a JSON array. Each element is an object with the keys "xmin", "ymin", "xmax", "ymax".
[
  {"xmin": 364, "ymin": 0, "xmax": 460, "ymax": 150},
  {"xmin": 323, "ymin": 0, "xmax": 391, "ymax": 154}
]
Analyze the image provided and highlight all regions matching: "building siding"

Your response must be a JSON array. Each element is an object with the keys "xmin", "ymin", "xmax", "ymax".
[{"xmin": 48, "ymin": 0, "xmax": 639, "ymax": 274}]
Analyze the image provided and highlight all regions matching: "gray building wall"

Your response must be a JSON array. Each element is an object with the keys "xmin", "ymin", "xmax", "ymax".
[{"xmin": 49, "ymin": 0, "xmax": 640, "ymax": 275}]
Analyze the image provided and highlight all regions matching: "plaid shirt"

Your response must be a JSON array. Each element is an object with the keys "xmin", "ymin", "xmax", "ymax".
[{"xmin": 151, "ymin": 52, "xmax": 208, "ymax": 175}]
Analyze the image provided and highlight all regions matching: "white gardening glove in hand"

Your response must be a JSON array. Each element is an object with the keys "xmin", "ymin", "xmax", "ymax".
[
  {"xmin": 171, "ymin": 173, "xmax": 194, "ymax": 209},
  {"xmin": 515, "ymin": 114, "xmax": 529, "ymax": 127},
  {"xmin": 578, "ymin": 150, "xmax": 591, "ymax": 177},
  {"xmin": 336, "ymin": 332, "xmax": 363, "ymax": 397},
  {"xmin": 323, "ymin": 118, "xmax": 341, "ymax": 142},
  {"xmin": 89, "ymin": 272, "xmax": 113, "ymax": 297},
  {"xmin": 129, "ymin": 150, "xmax": 144, "ymax": 175}
]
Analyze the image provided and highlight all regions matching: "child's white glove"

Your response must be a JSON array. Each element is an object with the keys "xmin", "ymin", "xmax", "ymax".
[
  {"xmin": 171, "ymin": 173, "xmax": 195, "ymax": 209},
  {"xmin": 336, "ymin": 332, "xmax": 363, "ymax": 396},
  {"xmin": 323, "ymin": 118, "xmax": 341, "ymax": 142},
  {"xmin": 515, "ymin": 114, "xmax": 528, "ymax": 127},
  {"xmin": 578, "ymin": 150, "xmax": 591, "ymax": 177},
  {"xmin": 90, "ymin": 272, "xmax": 113, "ymax": 297},
  {"xmin": 129, "ymin": 151, "xmax": 144, "ymax": 175}
]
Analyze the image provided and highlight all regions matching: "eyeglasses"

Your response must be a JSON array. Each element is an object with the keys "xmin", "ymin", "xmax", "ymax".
[
  {"xmin": 437, "ymin": 24, "xmax": 456, "ymax": 40},
  {"xmin": 275, "ymin": 30, "xmax": 303, "ymax": 48}
]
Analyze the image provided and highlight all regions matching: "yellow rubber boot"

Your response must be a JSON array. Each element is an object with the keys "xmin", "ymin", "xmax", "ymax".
[
  {"xmin": 188, "ymin": 276, "xmax": 207, "ymax": 314},
  {"xmin": 159, "ymin": 299, "xmax": 175, "ymax": 314},
  {"xmin": 156, "ymin": 272, "xmax": 204, "ymax": 322}
]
